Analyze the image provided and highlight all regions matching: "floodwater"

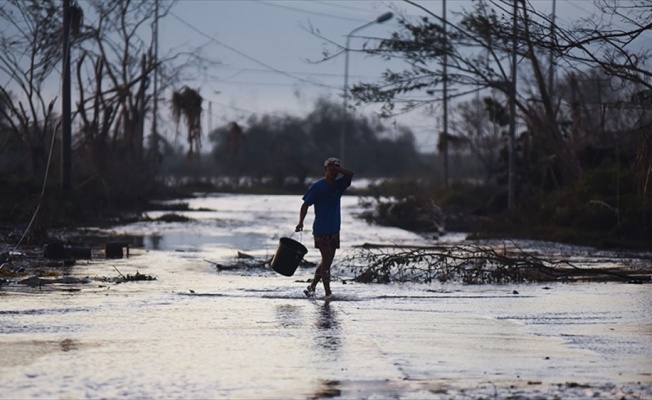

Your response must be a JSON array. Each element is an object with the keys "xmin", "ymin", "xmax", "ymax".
[{"xmin": 1, "ymin": 194, "xmax": 651, "ymax": 399}]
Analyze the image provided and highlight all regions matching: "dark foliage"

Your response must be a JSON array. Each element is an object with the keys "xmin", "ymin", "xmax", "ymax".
[
  {"xmin": 358, "ymin": 180, "xmax": 444, "ymax": 232},
  {"xmin": 208, "ymin": 98, "xmax": 429, "ymax": 189}
]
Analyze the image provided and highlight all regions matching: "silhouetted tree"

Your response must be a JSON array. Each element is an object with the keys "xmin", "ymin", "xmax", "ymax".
[
  {"xmin": 346, "ymin": 0, "xmax": 651, "ymax": 195},
  {"xmin": 0, "ymin": 0, "xmax": 211, "ymax": 223},
  {"xmin": 171, "ymin": 86, "xmax": 203, "ymax": 160},
  {"xmin": 0, "ymin": 0, "xmax": 83, "ymax": 177},
  {"xmin": 450, "ymin": 96, "xmax": 504, "ymax": 183}
]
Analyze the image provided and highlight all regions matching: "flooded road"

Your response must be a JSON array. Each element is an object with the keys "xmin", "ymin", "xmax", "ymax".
[{"xmin": 1, "ymin": 194, "xmax": 651, "ymax": 399}]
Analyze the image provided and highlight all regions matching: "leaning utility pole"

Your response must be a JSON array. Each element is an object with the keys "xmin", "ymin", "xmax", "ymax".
[
  {"xmin": 442, "ymin": 0, "xmax": 449, "ymax": 187},
  {"xmin": 150, "ymin": 0, "xmax": 159, "ymax": 161},
  {"xmin": 508, "ymin": 0, "xmax": 519, "ymax": 209},
  {"xmin": 548, "ymin": 0, "xmax": 556, "ymax": 101},
  {"xmin": 61, "ymin": 0, "xmax": 72, "ymax": 194}
]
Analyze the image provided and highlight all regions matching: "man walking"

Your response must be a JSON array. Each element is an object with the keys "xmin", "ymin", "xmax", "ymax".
[{"xmin": 295, "ymin": 157, "xmax": 354, "ymax": 299}]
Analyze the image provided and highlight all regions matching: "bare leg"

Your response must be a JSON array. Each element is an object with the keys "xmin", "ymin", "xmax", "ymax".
[
  {"xmin": 308, "ymin": 246, "xmax": 335, "ymax": 296},
  {"xmin": 309, "ymin": 263, "xmax": 322, "ymax": 290},
  {"xmin": 319, "ymin": 246, "xmax": 336, "ymax": 296}
]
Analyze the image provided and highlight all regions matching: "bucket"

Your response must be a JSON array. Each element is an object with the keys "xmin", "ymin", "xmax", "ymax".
[{"xmin": 271, "ymin": 237, "xmax": 308, "ymax": 277}]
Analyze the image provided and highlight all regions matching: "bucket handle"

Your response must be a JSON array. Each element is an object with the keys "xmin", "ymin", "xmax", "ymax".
[{"xmin": 289, "ymin": 230, "xmax": 303, "ymax": 243}]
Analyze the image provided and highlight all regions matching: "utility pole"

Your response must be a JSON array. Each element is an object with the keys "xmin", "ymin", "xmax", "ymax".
[
  {"xmin": 61, "ymin": 0, "xmax": 72, "ymax": 195},
  {"xmin": 150, "ymin": 0, "xmax": 159, "ymax": 162},
  {"xmin": 508, "ymin": 0, "xmax": 519, "ymax": 209},
  {"xmin": 442, "ymin": 0, "xmax": 449, "ymax": 187},
  {"xmin": 208, "ymin": 101, "xmax": 212, "ymax": 133}
]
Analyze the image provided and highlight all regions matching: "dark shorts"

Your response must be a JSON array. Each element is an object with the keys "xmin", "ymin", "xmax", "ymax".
[{"xmin": 314, "ymin": 232, "xmax": 340, "ymax": 250}]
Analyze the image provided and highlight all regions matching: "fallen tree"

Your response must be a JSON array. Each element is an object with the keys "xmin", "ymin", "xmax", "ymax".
[{"xmin": 339, "ymin": 242, "xmax": 651, "ymax": 284}]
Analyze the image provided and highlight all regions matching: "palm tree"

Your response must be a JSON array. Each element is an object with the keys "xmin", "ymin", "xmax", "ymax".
[{"xmin": 171, "ymin": 86, "xmax": 203, "ymax": 159}]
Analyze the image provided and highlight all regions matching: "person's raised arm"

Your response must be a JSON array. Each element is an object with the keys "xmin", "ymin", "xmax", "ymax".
[{"xmin": 334, "ymin": 164, "xmax": 354, "ymax": 180}]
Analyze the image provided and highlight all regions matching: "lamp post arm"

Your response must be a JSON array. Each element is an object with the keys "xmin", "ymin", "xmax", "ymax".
[
  {"xmin": 341, "ymin": 22, "xmax": 377, "ymax": 163},
  {"xmin": 348, "ymin": 21, "xmax": 376, "ymax": 39},
  {"xmin": 340, "ymin": 12, "xmax": 393, "ymax": 164}
]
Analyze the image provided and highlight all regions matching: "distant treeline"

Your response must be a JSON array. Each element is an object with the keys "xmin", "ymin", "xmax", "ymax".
[
  {"xmin": 160, "ymin": 97, "xmax": 491, "ymax": 190},
  {"xmin": 207, "ymin": 98, "xmax": 432, "ymax": 185}
]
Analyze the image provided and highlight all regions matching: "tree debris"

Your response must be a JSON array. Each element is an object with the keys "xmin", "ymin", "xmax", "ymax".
[
  {"xmin": 340, "ymin": 243, "xmax": 651, "ymax": 284},
  {"xmin": 112, "ymin": 266, "xmax": 156, "ymax": 283}
]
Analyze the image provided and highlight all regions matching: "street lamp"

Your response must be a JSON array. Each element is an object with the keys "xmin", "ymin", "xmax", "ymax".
[{"xmin": 341, "ymin": 11, "xmax": 393, "ymax": 164}]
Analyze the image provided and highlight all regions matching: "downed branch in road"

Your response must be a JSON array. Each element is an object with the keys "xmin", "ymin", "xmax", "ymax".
[
  {"xmin": 17, "ymin": 276, "xmax": 92, "ymax": 287},
  {"xmin": 340, "ymin": 243, "xmax": 651, "ymax": 284},
  {"xmin": 111, "ymin": 266, "xmax": 156, "ymax": 283},
  {"xmin": 204, "ymin": 251, "xmax": 317, "ymax": 272}
]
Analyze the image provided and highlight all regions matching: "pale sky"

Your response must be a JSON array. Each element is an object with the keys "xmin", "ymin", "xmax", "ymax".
[
  {"xmin": 162, "ymin": 1, "xmax": 418, "ymax": 144},
  {"xmin": 3, "ymin": 1, "xmax": 633, "ymax": 152},
  {"xmin": 160, "ymin": 0, "xmax": 620, "ymax": 152}
]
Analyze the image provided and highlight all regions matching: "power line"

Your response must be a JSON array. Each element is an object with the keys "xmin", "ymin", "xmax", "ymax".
[
  {"xmin": 214, "ymin": 79, "xmax": 331, "ymax": 88},
  {"xmin": 206, "ymin": 99, "xmax": 260, "ymax": 117},
  {"xmin": 217, "ymin": 66, "xmax": 374, "ymax": 80},
  {"xmin": 169, "ymin": 11, "xmax": 339, "ymax": 90},
  {"xmin": 257, "ymin": 0, "xmax": 368, "ymax": 23},
  {"xmin": 312, "ymin": 1, "xmax": 383, "ymax": 14},
  {"xmin": 564, "ymin": 1, "xmax": 592, "ymax": 15}
]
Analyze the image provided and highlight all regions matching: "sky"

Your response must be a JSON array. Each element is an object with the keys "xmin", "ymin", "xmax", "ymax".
[
  {"xmin": 159, "ymin": 0, "xmax": 623, "ymax": 153},
  {"xmin": 161, "ymin": 1, "xmax": 427, "ymax": 145},
  {"xmin": 2, "ymin": 0, "xmax": 630, "ymax": 153},
  {"xmin": 3, "ymin": 0, "xmax": 644, "ymax": 152}
]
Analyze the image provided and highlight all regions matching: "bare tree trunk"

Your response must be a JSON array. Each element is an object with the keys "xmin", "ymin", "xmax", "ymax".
[{"xmin": 521, "ymin": 5, "xmax": 580, "ymax": 185}]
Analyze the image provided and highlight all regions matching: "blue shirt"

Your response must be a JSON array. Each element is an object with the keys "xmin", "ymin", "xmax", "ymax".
[{"xmin": 302, "ymin": 176, "xmax": 351, "ymax": 235}]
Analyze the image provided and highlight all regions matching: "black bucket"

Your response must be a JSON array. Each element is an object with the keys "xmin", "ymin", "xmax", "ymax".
[{"xmin": 271, "ymin": 237, "xmax": 308, "ymax": 277}]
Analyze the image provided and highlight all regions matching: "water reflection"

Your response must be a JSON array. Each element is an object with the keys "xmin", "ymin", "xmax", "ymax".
[
  {"xmin": 148, "ymin": 234, "xmax": 163, "ymax": 250},
  {"xmin": 60, "ymin": 338, "xmax": 78, "ymax": 352},
  {"xmin": 275, "ymin": 304, "xmax": 303, "ymax": 329},
  {"xmin": 314, "ymin": 302, "xmax": 340, "ymax": 353},
  {"xmin": 309, "ymin": 304, "xmax": 342, "ymax": 399},
  {"xmin": 143, "ymin": 231, "xmax": 270, "ymax": 252},
  {"xmin": 310, "ymin": 379, "xmax": 342, "ymax": 399}
]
